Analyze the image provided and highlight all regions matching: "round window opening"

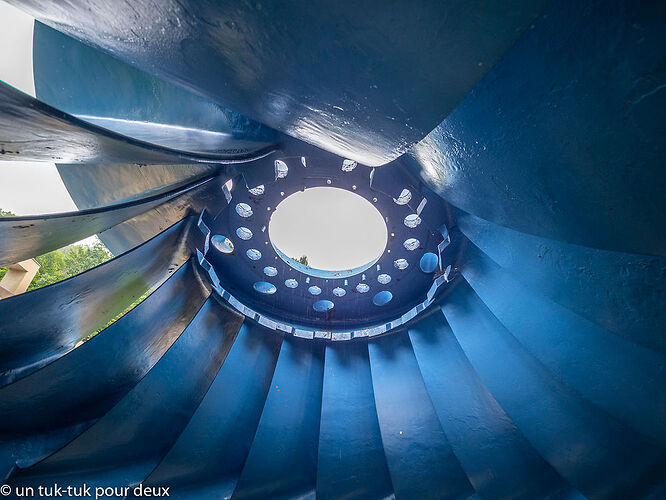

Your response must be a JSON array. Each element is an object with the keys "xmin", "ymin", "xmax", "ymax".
[{"xmin": 268, "ymin": 187, "xmax": 388, "ymax": 278}]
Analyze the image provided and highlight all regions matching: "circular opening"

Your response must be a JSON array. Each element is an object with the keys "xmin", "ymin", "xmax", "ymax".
[
  {"xmin": 313, "ymin": 300, "xmax": 334, "ymax": 312},
  {"xmin": 253, "ymin": 281, "xmax": 277, "ymax": 294},
  {"xmin": 373, "ymin": 291, "xmax": 393, "ymax": 306},
  {"xmin": 268, "ymin": 187, "xmax": 387, "ymax": 278},
  {"xmin": 420, "ymin": 252, "xmax": 439, "ymax": 273},
  {"xmin": 211, "ymin": 234, "xmax": 234, "ymax": 253}
]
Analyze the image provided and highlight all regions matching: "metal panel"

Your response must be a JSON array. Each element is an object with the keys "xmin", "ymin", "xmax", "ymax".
[
  {"xmin": 8, "ymin": 297, "xmax": 242, "ymax": 491},
  {"xmin": 316, "ymin": 341, "xmax": 393, "ymax": 500},
  {"xmin": 404, "ymin": 0, "xmax": 666, "ymax": 255},
  {"xmin": 0, "ymin": 219, "xmax": 191, "ymax": 384},
  {"xmin": 441, "ymin": 279, "xmax": 665, "ymax": 499},
  {"xmin": 0, "ymin": 260, "xmax": 209, "ymax": 476},
  {"xmin": 457, "ymin": 210, "xmax": 666, "ymax": 354},
  {"xmin": 0, "ymin": 81, "xmax": 275, "ymax": 164},
  {"xmin": 0, "ymin": 177, "xmax": 215, "ymax": 266},
  {"xmin": 141, "ymin": 321, "xmax": 282, "ymax": 499},
  {"xmin": 368, "ymin": 331, "xmax": 474, "ymax": 500},
  {"xmin": 409, "ymin": 311, "xmax": 577, "ymax": 500},
  {"xmin": 10, "ymin": 0, "xmax": 547, "ymax": 165},
  {"xmin": 231, "ymin": 336, "xmax": 324, "ymax": 500},
  {"xmin": 460, "ymin": 242, "xmax": 666, "ymax": 445}
]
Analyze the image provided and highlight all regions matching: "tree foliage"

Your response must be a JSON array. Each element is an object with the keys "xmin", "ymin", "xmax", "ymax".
[{"xmin": 296, "ymin": 255, "xmax": 309, "ymax": 266}]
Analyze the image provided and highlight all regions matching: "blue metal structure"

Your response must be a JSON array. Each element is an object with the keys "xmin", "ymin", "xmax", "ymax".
[{"xmin": 0, "ymin": 0, "xmax": 664, "ymax": 498}]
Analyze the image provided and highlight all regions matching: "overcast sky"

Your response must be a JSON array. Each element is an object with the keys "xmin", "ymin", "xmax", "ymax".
[{"xmin": 0, "ymin": 1, "xmax": 77, "ymax": 216}]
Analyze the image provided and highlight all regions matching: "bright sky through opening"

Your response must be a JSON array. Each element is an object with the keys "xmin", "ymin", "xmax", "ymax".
[{"xmin": 268, "ymin": 187, "xmax": 387, "ymax": 271}]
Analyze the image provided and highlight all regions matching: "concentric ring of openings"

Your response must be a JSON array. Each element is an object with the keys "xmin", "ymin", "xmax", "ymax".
[
  {"xmin": 420, "ymin": 252, "xmax": 439, "ymax": 273},
  {"xmin": 236, "ymin": 203, "xmax": 253, "ymax": 218},
  {"xmin": 211, "ymin": 234, "xmax": 234, "ymax": 253},
  {"xmin": 394, "ymin": 258, "xmax": 409, "ymax": 270},
  {"xmin": 356, "ymin": 283, "xmax": 370, "ymax": 293},
  {"xmin": 263, "ymin": 266, "xmax": 278, "ymax": 277},
  {"xmin": 268, "ymin": 187, "xmax": 388, "ymax": 278},
  {"xmin": 285, "ymin": 279, "xmax": 298, "ymax": 288},
  {"xmin": 404, "ymin": 214, "xmax": 421, "ymax": 228},
  {"xmin": 246, "ymin": 248, "xmax": 262, "ymax": 260},
  {"xmin": 236, "ymin": 227, "xmax": 253, "ymax": 240},
  {"xmin": 313, "ymin": 300, "xmax": 334, "ymax": 312},
  {"xmin": 393, "ymin": 188, "xmax": 412, "ymax": 205},
  {"xmin": 404, "ymin": 238, "xmax": 420, "ymax": 251},
  {"xmin": 275, "ymin": 159, "xmax": 288, "ymax": 179},
  {"xmin": 332, "ymin": 287, "xmax": 346, "ymax": 297},
  {"xmin": 342, "ymin": 159, "xmax": 358, "ymax": 172},
  {"xmin": 253, "ymin": 281, "xmax": 277, "ymax": 294},
  {"xmin": 377, "ymin": 273, "xmax": 391, "ymax": 284},
  {"xmin": 249, "ymin": 185, "xmax": 265, "ymax": 196},
  {"xmin": 373, "ymin": 291, "xmax": 393, "ymax": 306},
  {"xmin": 308, "ymin": 285, "xmax": 322, "ymax": 295}
]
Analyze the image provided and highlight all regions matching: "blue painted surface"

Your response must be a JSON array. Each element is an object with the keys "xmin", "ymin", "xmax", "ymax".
[
  {"xmin": 409, "ymin": 311, "xmax": 576, "ymax": 499},
  {"xmin": 0, "ymin": 1, "xmax": 663, "ymax": 497},
  {"xmin": 368, "ymin": 331, "xmax": 474, "ymax": 500},
  {"xmin": 141, "ymin": 321, "xmax": 282, "ymax": 499},
  {"xmin": 317, "ymin": 342, "xmax": 393, "ymax": 500},
  {"xmin": 231, "ymin": 336, "xmax": 325, "ymax": 499},
  {"xmin": 9, "ymin": 297, "xmax": 242, "ymax": 490}
]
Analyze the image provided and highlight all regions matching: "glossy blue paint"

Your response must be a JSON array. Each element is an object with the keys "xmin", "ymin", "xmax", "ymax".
[
  {"xmin": 441, "ymin": 280, "xmax": 664, "ymax": 498},
  {"xmin": 140, "ymin": 321, "xmax": 282, "ymax": 499},
  {"xmin": 12, "ymin": 0, "xmax": 548, "ymax": 165},
  {"xmin": 368, "ymin": 331, "xmax": 474, "ymax": 499},
  {"xmin": 231, "ymin": 336, "xmax": 325, "ymax": 499},
  {"xmin": 0, "ymin": 219, "xmax": 191, "ymax": 384},
  {"xmin": 9, "ymin": 297, "xmax": 242, "ymax": 490},
  {"xmin": 317, "ymin": 342, "xmax": 393, "ymax": 500},
  {"xmin": 409, "ymin": 311, "xmax": 576, "ymax": 499}
]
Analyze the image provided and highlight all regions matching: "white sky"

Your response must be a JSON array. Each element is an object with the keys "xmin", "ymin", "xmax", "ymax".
[
  {"xmin": 268, "ymin": 187, "xmax": 387, "ymax": 270},
  {"xmin": 0, "ymin": 1, "xmax": 77, "ymax": 216}
]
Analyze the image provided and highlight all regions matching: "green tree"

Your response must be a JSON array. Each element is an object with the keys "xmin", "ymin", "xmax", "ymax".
[
  {"xmin": 0, "ymin": 208, "xmax": 16, "ymax": 281},
  {"xmin": 296, "ymin": 255, "xmax": 309, "ymax": 266}
]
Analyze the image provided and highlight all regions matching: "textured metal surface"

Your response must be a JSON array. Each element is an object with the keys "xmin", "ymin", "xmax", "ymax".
[
  {"xmin": 368, "ymin": 331, "xmax": 474, "ymax": 500},
  {"xmin": 0, "ymin": 177, "xmax": 214, "ymax": 266},
  {"xmin": 231, "ymin": 336, "xmax": 324, "ymax": 500},
  {"xmin": 0, "ymin": 219, "xmax": 191, "ymax": 385},
  {"xmin": 9, "ymin": 297, "xmax": 242, "ymax": 491},
  {"xmin": 10, "ymin": 0, "xmax": 547, "ymax": 165},
  {"xmin": 317, "ymin": 342, "xmax": 393, "ymax": 500},
  {"xmin": 404, "ymin": 0, "xmax": 666, "ymax": 256},
  {"xmin": 409, "ymin": 311, "xmax": 577, "ymax": 499},
  {"xmin": 441, "ymin": 280, "xmax": 665, "ymax": 499},
  {"xmin": 140, "ymin": 321, "xmax": 281, "ymax": 499},
  {"xmin": 0, "ymin": 81, "xmax": 275, "ymax": 164},
  {"xmin": 0, "ymin": 260, "xmax": 209, "ymax": 477}
]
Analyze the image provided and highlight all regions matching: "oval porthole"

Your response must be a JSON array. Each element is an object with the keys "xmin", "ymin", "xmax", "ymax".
[
  {"xmin": 393, "ymin": 188, "xmax": 412, "ymax": 205},
  {"xmin": 356, "ymin": 283, "xmax": 370, "ymax": 293},
  {"xmin": 249, "ymin": 185, "xmax": 265, "ymax": 196},
  {"xmin": 377, "ymin": 273, "xmax": 391, "ymax": 284},
  {"xmin": 313, "ymin": 300, "xmax": 334, "ymax": 312},
  {"xmin": 332, "ymin": 287, "xmax": 346, "ymax": 297},
  {"xmin": 394, "ymin": 258, "xmax": 409, "ymax": 270},
  {"xmin": 420, "ymin": 252, "xmax": 439, "ymax": 273},
  {"xmin": 275, "ymin": 159, "xmax": 288, "ymax": 179},
  {"xmin": 253, "ymin": 281, "xmax": 277, "ymax": 294},
  {"xmin": 404, "ymin": 214, "xmax": 421, "ymax": 228},
  {"xmin": 308, "ymin": 286, "xmax": 322, "ymax": 295},
  {"xmin": 236, "ymin": 203, "xmax": 253, "ymax": 218},
  {"xmin": 404, "ymin": 238, "xmax": 420, "ymax": 251},
  {"xmin": 211, "ymin": 234, "xmax": 234, "ymax": 253},
  {"xmin": 373, "ymin": 290, "xmax": 393, "ymax": 306},
  {"xmin": 236, "ymin": 227, "xmax": 253, "ymax": 240},
  {"xmin": 246, "ymin": 248, "xmax": 262, "ymax": 260},
  {"xmin": 342, "ymin": 159, "xmax": 358, "ymax": 172},
  {"xmin": 285, "ymin": 278, "xmax": 298, "ymax": 288},
  {"xmin": 263, "ymin": 266, "xmax": 277, "ymax": 276}
]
